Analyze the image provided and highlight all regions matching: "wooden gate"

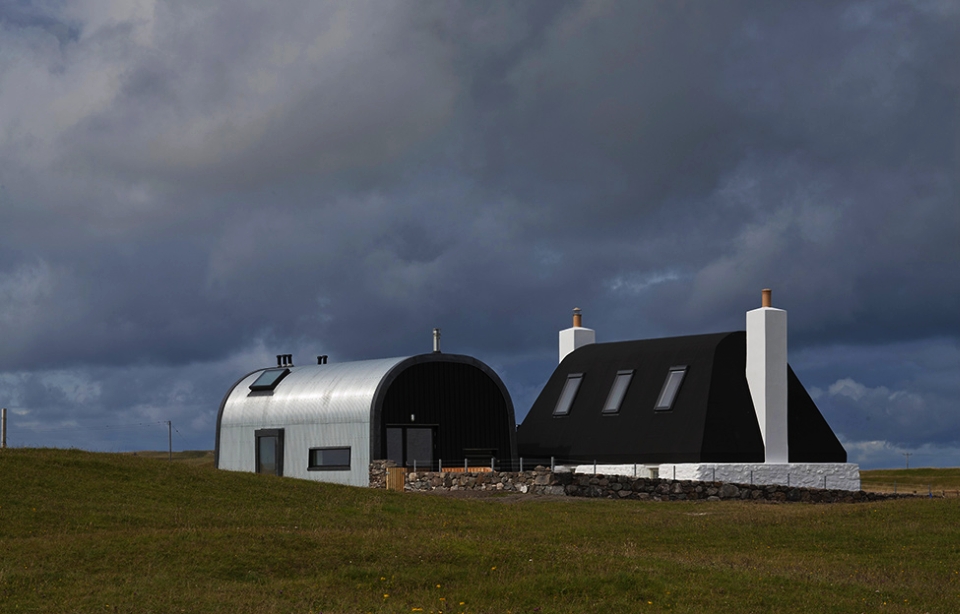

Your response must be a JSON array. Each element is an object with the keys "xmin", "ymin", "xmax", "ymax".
[{"xmin": 386, "ymin": 467, "xmax": 407, "ymax": 492}]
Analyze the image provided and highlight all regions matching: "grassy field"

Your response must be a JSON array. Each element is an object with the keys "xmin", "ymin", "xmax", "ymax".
[
  {"xmin": 123, "ymin": 450, "xmax": 215, "ymax": 467},
  {"xmin": 860, "ymin": 467, "xmax": 960, "ymax": 496},
  {"xmin": 2, "ymin": 449, "xmax": 959, "ymax": 613}
]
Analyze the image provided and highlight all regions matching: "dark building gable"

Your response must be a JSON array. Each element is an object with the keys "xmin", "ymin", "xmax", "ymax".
[
  {"xmin": 371, "ymin": 354, "xmax": 517, "ymax": 468},
  {"xmin": 517, "ymin": 332, "xmax": 845, "ymax": 464}
]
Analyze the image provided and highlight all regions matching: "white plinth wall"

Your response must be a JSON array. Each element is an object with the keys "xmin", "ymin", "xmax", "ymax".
[
  {"xmin": 658, "ymin": 463, "xmax": 861, "ymax": 491},
  {"xmin": 562, "ymin": 463, "xmax": 861, "ymax": 491}
]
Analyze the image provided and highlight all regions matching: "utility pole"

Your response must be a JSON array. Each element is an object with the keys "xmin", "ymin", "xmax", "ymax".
[
  {"xmin": 903, "ymin": 452, "xmax": 912, "ymax": 469},
  {"xmin": 167, "ymin": 421, "xmax": 172, "ymax": 461},
  {"xmin": 1, "ymin": 407, "xmax": 7, "ymax": 449}
]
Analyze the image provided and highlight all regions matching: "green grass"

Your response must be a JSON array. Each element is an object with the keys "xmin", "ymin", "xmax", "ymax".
[
  {"xmin": 122, "ymin": 449, "xmax": 215, "ymax": 468},
  {"xmin": 861, "ymin": 467, "xmax": 960, "ymax": 495},
  {"xmin": 2, "ymin": 449, "xmax": 960, "ymax": 613}
]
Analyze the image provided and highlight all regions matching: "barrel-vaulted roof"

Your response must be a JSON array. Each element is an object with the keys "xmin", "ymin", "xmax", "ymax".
[
  {"xmin": 215, "ymin": 357, "xmax": 409, "ymax": 467},
  {"xmin": 215, "ymin": 352, "xmax": 518, "ymax": 468},
  {"xmin": 517, "ymin": 331, "xmax": 846, "ymax": 464}
]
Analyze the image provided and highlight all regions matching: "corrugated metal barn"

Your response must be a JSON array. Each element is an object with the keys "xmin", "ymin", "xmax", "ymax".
[{"xmin": 215, "ymin": 352, "xmax": 517, "ymax": 486}]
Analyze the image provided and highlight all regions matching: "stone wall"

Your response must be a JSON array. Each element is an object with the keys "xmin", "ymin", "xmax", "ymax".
[
  {"xmin": 387, "ymin": 465, "xmax": 911, "ymax": 503},
  {"xmin": 368, "ymin": 459, "xmax": 397, "ymax": 489}
]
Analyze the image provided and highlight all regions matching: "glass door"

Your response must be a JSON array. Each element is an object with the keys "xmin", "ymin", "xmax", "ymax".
[
  {"xmin": 405, "ymin": 428, "xmax": 434, "ymax": 469},
  {"xmin": 255, "ymin": 429, "xmax": 284, "ymax": 476},
  {"xmin": 384, "ymin": 426, "xmax": 436, "ymax": 469}
]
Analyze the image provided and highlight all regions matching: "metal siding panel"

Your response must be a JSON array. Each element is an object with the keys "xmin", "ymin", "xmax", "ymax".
[
  {"xmin": 218, "ymin": 357, "xmax": 408, "ymax": 483},
  {"xmin": 283, "ymin": 421, "xmax": 371, "ymax": 486}
]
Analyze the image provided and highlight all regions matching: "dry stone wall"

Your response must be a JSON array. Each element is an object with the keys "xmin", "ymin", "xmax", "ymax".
[
  {"xmin": 378, "ymin": 465, "xmax": 910, "ymax": 503},
  {"xmin": 368, "ymin": 459, "xmax": 396, "ymax": 489}
]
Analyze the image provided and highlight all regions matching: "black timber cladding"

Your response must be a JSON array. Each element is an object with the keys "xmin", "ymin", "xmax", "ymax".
[
  {"xmin": 371, "ymin": 353, "xmax": 517, "ymax": 466},
  {"xmin": 517, "ymin": 332, "xmax": 845, "ymax": 464}
]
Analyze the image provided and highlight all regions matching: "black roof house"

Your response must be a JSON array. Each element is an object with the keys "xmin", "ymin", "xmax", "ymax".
[{"xmin": 516, "ymin": 331, "xmax": 846, "ymax": 465}]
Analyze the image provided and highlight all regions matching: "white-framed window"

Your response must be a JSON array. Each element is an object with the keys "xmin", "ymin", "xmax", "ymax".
[
  {"xmin": 553, "ymin": 373, "xmax": 584, "ymax": 416},
  {"xmin": 654, "ymin": 366, "xmax": 687, "ymax": 411},
  {"xmin": 602, "ymin": 370, "xmax": 635, "ymax": 414}
]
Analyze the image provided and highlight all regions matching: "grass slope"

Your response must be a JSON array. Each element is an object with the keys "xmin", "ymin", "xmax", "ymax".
[
  {"xmin": 860, "ymin": 468, "xmax": 960, "ymax": 495},
  {"xmin": 1, "ymin": 449, "xmax": 959, "ymax": 613}
]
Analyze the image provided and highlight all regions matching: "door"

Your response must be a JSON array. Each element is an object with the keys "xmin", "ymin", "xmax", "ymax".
[
  {"xmin": 385, "ymin": 426, "xmax": 436, "ymax": 469},
  {"xmin": 255, "ymin": 428, "xmax": 284, "ymax": 476}
]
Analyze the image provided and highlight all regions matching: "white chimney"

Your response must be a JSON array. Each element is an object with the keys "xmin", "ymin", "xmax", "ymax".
[
  {"xmin": 746, "ymin": 288, "xmax": 788, "ymax": 463},
  {"xmin": 559, "ymin": 308, "xmax": 595, "ymax": 363}
]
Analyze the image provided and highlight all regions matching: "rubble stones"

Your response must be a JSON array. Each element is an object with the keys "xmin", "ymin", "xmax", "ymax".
[{"xmin": 370, "ymin": 462, "xmax": 915, "ymax": 503}]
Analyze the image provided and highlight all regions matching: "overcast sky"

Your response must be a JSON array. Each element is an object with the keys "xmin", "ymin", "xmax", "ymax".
[{"xmin": 1, "ymin": 1, "xmax": 957, "ymax": 469}]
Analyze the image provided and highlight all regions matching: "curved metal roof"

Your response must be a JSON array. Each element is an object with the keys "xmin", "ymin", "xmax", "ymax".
[
  {"xmin": 215, "ymin": 357, "xmax": 409, "ymax": 467},
  {"xmin": 214, "ymin": 352, "xmax": 518, "ymax": 468},
  {"xmin": 219, "ymin": 356, "xmax": 410, "ymax": 427}
]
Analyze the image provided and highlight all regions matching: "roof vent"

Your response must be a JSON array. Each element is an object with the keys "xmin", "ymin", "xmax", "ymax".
[
  {"xmin": 433, "ymin": 328, "xmax": 441, "ymax": 353},
  {"xmin": 276, "ymin": 354, "xmax": 294, "ymax": 367},
  {"xmin": 572, "ymin": 307, "xmax": 582, "ymax": 328},
  {"xmin": 316, "ymin": 355, "xmax": 328, "ymax": 365},
  {"xmin": 762, "ymin": 288, "xmax": 772, "ymax": 308}
]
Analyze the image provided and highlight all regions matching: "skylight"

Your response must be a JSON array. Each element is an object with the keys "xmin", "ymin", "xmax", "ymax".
[
  {"xmin": 553, "ymin": 373, "xmax": 583, "ymax": 416},
  {"xmin": 249, "ymin": 368, "xmax": 290, "ymax": 392},
  {"xmin": 654, "ymin": 366, "xmax": 687, "ymax": 410},
  {"xmin": 602, "ymin": 370, "xmax": 634, "ymax": 414}
]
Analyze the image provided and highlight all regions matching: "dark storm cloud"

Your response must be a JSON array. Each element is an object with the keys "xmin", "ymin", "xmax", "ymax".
[{"xmin": 0, "ymin": 1, "xmax": 957, "ymax": 463}]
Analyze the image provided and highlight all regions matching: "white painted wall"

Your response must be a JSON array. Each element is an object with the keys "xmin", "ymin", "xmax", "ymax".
[
  {"xmin": 558, "ymin": 463, "xmax": 860, "ymax": 490},
  {"xmin": 559, "ymin": 326, "xmax": 595, "ymax": 363},
  {"xmin": 746, "ymin": 306, "xmax": 789, "ymax": 463},
  {"xmin": 659, "ymin": 463, "xmax": 861, "ymax": 491}
]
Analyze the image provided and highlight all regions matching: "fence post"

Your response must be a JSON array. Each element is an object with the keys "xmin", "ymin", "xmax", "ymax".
[
  {"xmin": 491, "ymin": 456, "xmax": 495, "ymax": 472},
  {"xmin": 439, "ymin": 459, "xmax": 442, "ymax": 472},
  {"xmin": 1, "ymin": 407, "xmax": 6, "ymax": 449},
  {"xmin": 551, "ymin": 456, "xmax": 555, "ymax": 472},
  {"xmin": 633, "ymin": 463, "xmax": 637, "ymax": 478},
  {"xmin": 413, "ymin": 460, "xmax": 417, "ymax": 472},
  {"xmin": 520, "ymin": 457, "xmax": 524, "ymax": 473},
  {"xmin": 823, "ymin": 476, "xmax": 827, "ymax": 489},
  {"xmin": 594, "ymin": 460, "xmax": 597, "ymax": 476},
  {"xmin": 712, "ymin": 466, "xmax": 716, "ymax": 482},
  {"xmin": 464, "ymin": 458, "xmax": 468, "ymax": 471},
  {"xmin": 672, "ymin": 465, "xmax": 676, "ymax": 480}
]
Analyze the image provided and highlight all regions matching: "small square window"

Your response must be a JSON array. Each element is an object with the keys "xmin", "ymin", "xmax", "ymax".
[
  {"xmin": 553, "ymin": 373, "xmax": 583, "ymax": 416},
  {"xmin": 308, "ymin": 447, "xmax": 351, "ymax": 470},
  {"xmin": 602, "ymin": 370, "xmax": 634, "ymax": 414},
  {"xmin": 654, "ymin": 366, "xmax": 687, "ymax": 411},
  {"xmin": 249, "ymin": 368, "xmax": 290, "ymax": 391}
]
